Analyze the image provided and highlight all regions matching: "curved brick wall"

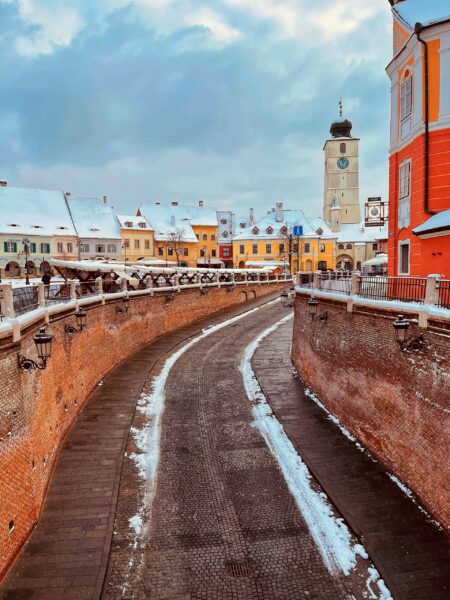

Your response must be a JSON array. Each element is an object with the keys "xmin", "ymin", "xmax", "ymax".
[
  {"xmin": 0, "ymin": 283, "xmax": 284, "ymax": 579},
  {"xmin": 291, "ymin": 295, "xmax": 450, "ymax": 527}
]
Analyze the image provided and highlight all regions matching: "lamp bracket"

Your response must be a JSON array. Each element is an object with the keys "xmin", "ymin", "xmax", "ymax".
[
  {"xmin": 64, "ymin": 323, "xmax": 82, "ymax": 335},
  {"xmin": 400, "ymin": 334, "xmax": 424, "ymax": 353},
  {"xmin": 312, "ymin": 311, "xmax": 328, "ymax": 323},
  {"xmin": 17, "ymin": 353, "xmax": 47, "ymax": 372}
]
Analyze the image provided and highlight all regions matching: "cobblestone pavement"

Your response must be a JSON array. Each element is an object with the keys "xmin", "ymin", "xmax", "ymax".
[
  {"xmin": 253, "ymin": 320, "xmax": 450, "ymax": 600},
  {"xmin": 104, "ymin": 302, "xmax": 372, "ymax": 600}
]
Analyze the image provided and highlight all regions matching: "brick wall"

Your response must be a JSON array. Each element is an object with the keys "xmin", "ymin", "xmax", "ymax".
[
  {"xmin": 291, "ymin": 295, "xmax": 450, "ymax": 527},
  {"xmin": 0, "ymin": 283, "xmax": 284, "ymax": 579}
]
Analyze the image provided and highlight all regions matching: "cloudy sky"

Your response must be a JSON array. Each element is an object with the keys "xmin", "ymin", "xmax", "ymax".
[{"xmin": 1, "ymin": 0, "xmax": 396, "ymax": 217}]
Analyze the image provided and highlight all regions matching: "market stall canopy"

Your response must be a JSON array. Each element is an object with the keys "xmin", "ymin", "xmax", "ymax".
[{"xmin": 362, "ymin": 253, "xmax": 388, "ymax": 267}]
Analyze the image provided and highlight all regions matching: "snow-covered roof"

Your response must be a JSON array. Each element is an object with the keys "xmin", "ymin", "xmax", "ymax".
[
  {"xmin": 335, "ymin": 222, "xmax": 388, "ymax": 243},
  {"xmin": 392, "ymin": 0, "xmax": 450, "ymax": 29},
  {"xmin": 68, "ymin": 197, "xmax": 121, "ymax": 240},
  {"xmin": 217, "ymin": 210, "xmax": 235, "ymax": 243},
  {"xmin": 0, "ymin": 186, "xmax": 77, "ymax": 237},
  {"xmin": 245, "ymin": 260, "xmax": 289, "ymax": 268},
  {"xmin": 116, "ymin": 214, "xmax": 153, "ymax": 231},
  {"xmin": 233, "ymin": 209, "xmax": 336, "ymax": 241},
  {"xmin": 138, "ymin": 203, "xmax": 217, "ymax": 243},
  {"xmin": 413, "ymin": 210, "xmax": 450, "ymax": 236}
]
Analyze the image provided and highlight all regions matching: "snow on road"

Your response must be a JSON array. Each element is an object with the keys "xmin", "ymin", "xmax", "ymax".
[{"xmin": 240, "ymin": 314, "xmax": 392, "ymax": 600}]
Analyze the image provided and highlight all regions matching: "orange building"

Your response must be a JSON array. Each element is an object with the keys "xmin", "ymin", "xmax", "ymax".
[{"xmin": 386, "ymin": 1, "xmax": 450, "ymax": 277}]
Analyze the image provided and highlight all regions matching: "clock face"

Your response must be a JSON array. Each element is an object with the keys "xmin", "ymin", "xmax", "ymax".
[{"xmin": 337, "ymin": 157, "xmax": 349, "ymax": 170}]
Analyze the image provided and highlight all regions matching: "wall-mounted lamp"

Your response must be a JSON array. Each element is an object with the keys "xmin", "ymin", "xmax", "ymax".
[
  {"xmin": 226, "ymin": 285, "xmax": 235, "ymax": 293},
  {"xmin": 116, "ymin": 297, "xmax": 130, "ymax": 314},
  {"xmin": 392, "ymin": 315, "xmax": 424, "ymax": 352},
  {"xmin": 308, "ymin": 298, "xmax": 327, "ymax": 322},
  {"xmin": 65, "ymin": 308, "xmax": 87, "ymax": 334},
  {"xmin": 281, "ymin": 290, "xmax": 294, "ymax": 307},
  {"xmin": 18, "ymin": 328, "xmax": 53, "ymax": 372},
  {"xmin": 200, "ymin": 288, "xmax": 209, "ymax": 296},
  {"xmin": 165, "ymin": 291, "xmax": 176, "ymax": 303}
]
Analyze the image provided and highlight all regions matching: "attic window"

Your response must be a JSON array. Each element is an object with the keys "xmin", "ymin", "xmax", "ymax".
[
  {"xmin": 280, "ymin": 226, "xmax": 287, "ymax": 235},
  {"xmin": 222, "ymin": 231, "xmax": 228, "ymax": 238},
  {"xmin": 89, "ymin": 227, "xmax": 100, "ymax": 232},
  {"xmin": 57, "ymin": 226, "xmax": 68, "ymax": 230},
  {"xmin": 8, "ymin": 223, "xmax": 20, "ymax": 227},
  {"xmin": 266, "ymin": 226, "xmax": 274, "ymax": 234},
  {"xmin": 220, "ymin": 219, "xmax": 227, "ymax": 225},
  {"xmin": 138, "ymin": 222, "xmax": 147, "ymax": 228},
  {"xmin": 252, "ymin": 227, "xmax": 259, "ymax": 235},
  {"xmin": 316, "ymin": 228, "xmax": 324, "ymax": 236},
  {"xmin": 240, "ymin": 222, "xmax": 246, "ymax": 228},
  {"xmin": 125, "ymin": 221, "xmax": 133, "ymax": 227},
  {"xmin": 31, "ymin": 225, "xmax": 43, "ymax": 229}
]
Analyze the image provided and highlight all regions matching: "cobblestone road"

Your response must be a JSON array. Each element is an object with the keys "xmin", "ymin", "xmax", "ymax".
[{"xmin": 104, "ymin": 301, "xmax": 370, "ymax": 599}]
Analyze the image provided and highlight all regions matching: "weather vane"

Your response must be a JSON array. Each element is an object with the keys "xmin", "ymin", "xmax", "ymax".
[{"xmin": 338, "ymin": 97, "xmax": 343, "ymax": 117}]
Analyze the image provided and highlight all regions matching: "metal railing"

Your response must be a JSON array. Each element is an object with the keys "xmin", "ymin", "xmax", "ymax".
[
  {"xmin": 76, "ymin": 280, "xmax": 98, "ymax": 298},
  {"xmin": 318, "ymin": 272, "xmax": 352, "ymax": 296},
  {"xmin": 13, "ymin": 286, "xmax": 39, "ymax": 316},
  {"xmin": 437, "ymin": 280, "xmax": 450, "ymax": 309},
  {"xmin": 359, "ymin": 276, "xmax": 427, "ymax": 304},
  {"xmin": 45, "ymin": 283, "xmax": 72, "ymax": 306}
]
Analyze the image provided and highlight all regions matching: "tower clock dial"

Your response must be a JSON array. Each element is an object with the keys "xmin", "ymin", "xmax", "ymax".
[{"xmin": 337, "ymin": 157, "xmax": 349, "ymax": 170}]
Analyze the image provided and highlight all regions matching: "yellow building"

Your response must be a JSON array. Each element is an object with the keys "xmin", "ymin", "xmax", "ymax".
[
  {"xmin": 233, "ymin": 203, "xmax": 336, "ymax": 272},
  {"xmin": 116, "ymin": 214, "xmax": 154, "ymax": 262},
  {"xmin": 138, "ymin": 201, "xmax": 221, "ymax": 268}
]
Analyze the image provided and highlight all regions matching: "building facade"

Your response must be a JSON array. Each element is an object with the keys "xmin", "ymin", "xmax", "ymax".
[
  {"xmin": 116, "ymin": 215, "xmax": 154, "ymax": 263},
  {"xmin": 0, "ymin": 184, "xmax": 78, "ymax": 278},
  {"xmin": 217, "ymin": 210, "xmax": 235, "ymax": 268},
  {"xmin": 67, "ymin": 196, "xmax": 122, "ymax": 261},
  {"xmin": 233, "ymin": 203, "xmax": 336, "ymax": 272},
  {"xmin": 386, "ymin": 0, "xmax": 450, "ymax": 277},
  {"xmin": 323, "ymin": 113, "xmax": 387, "ymax": 270}
]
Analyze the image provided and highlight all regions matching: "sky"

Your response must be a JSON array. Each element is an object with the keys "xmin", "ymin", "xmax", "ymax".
[{"xmin": 0, "ymin": 0, "xmax": 399, "ymax": 218}]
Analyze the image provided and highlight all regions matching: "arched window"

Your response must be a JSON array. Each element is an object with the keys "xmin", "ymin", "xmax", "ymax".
[
  {"xmin": 338, "ymin": 244, "xmax": 345, "ymax": 250},
  {"xmin": 340, "ymin": 142, "xmax": 346, "ymax": 153},
  {"xmin": 266, "ymin": 226, "xmax": 274, "ymax": 234},
  {"xmin": 346, "ymin": 244, "xmax": 352, "ymax": 250},
  {"xmin": 252, "ymin": 226, "xmax": 259, "ymax": 235},
  {"xmin": 400, "ymin": 69, "xmax": 412, "ymax": 121}
]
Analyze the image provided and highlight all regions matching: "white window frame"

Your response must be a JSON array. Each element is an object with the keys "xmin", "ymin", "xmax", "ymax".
[
  {"xmin": 398, "ymin": 240, "xmax": 410, "ymax": 275},
  {"xmin": 398, "ymin": 159, "xmax": 411, "ymax": 228},
  {"xmin": 400, "ymin": 74, "xmax": 412, "ymax": 121}
]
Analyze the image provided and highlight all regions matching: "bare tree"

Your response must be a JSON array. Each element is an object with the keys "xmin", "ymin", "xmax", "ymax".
[
  {"xmin": 278, "ymin": 225, "xmax": 297, "ymax": 273},
  {"xmin": 166, "ymin": 227, "xmax": 186, "ymax": 266}
]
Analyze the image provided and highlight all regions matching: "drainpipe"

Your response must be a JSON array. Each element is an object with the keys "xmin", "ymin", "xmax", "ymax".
[{"xmin": 415, "ymin": 22, "xmax": 435, "ymax": 215}]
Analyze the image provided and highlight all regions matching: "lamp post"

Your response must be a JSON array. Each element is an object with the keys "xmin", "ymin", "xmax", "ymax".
[
  {"xmin": 64, "ymin": 308, "xmax": 87, "ymax": 334},
  {"xmin": 18, "ymin": 327, "xmax": 53, "ymax": 371},
  {"xmin": 23, "ymin": 238, "xmax": 30, "ymax": 285},
  {"xmin": 392, "ymin": 314, "xmax": 424, "ymax": 352}
]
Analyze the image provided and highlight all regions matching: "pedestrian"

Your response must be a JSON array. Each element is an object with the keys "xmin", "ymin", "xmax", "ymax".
[{"xmin": 41, "ymin": 272, "xmax": 51, "ymax": 285}]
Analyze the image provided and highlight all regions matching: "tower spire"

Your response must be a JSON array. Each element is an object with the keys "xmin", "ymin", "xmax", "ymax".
[{"xmin": 339, "ymin": 97, "xmax": 343, "ymax": 117}]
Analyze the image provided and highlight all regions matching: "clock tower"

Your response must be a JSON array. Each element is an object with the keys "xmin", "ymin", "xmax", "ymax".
[{"xmin": 323, "ymin": 102, "xmax": 360, "ymax": 232}]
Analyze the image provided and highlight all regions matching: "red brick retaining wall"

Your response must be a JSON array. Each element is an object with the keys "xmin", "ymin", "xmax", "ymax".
[
  {"xmin": 292, "ymin": 295, "xmax": 450, "ymax": 527},
  {"xmin": 0, "ymin": 284, "xmax": 283, "ymax": 579}
]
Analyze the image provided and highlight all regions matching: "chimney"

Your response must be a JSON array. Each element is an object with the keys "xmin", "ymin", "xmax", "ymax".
[
  {"xmin": 0, "ymin": 180, "xmax": 7, "ymax": 187},
  {"xmin": 249, "ymin": 207, "xmax": 255, "ymax": 225},
  {"xmin": 275, "ymin": 202, "xmax": 283, "ymax": 223},
  {"xmin": 199, "ymin": 200, "xmax": 204, "ymax": 207},
  {"xmin": 170, "ymin": 214, "xmax": 176, "ymax": 226},
  {"xmin": 102, "ymin": 195, "xmax": 107, "ymax": 205},
  {"xmin": 171, "ymin": 201, "xmax": 178, "ymax": 206}
]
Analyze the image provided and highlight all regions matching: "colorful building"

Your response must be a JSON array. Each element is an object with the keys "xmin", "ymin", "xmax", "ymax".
[
  {"xmin": 386, "ymin": 1, "xmax": 450, "ymax": 277},
  {"xmin": 67, "ymin": 196, "xmax": 122, "ymax": 261},
  {"xmin": 216, "ymin": 210, "xmax": 235, "ymax": 268},
  {"xmin": 116, "ymin": 214, "xmax": 154, "ymax": 263},
  {"xmin": 233, "ymin": 203, "xmax": 336, "ymax": 272},
  {"xmin": 0, "ymin": 183, "xmax": 78, "ymax": 278}
]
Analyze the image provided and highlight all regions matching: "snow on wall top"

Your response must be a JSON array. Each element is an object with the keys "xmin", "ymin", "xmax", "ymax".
[
  {"xmin": 139, "ymin": 203, "xmax": 217, "ymax": 242},
  {"xmin": 68, "ymin": 197, "xmax": 121, "ymax": 240},
  {"xmin": 0, "ymin": 186, "xmax": 77, "ymax": 237},
  {"xmin": 393, "ymin": 0, "xmax": 450, "ymax": 29},
  {"xmin": 335, "ymin": 222, "xmax": 388, "ymax": 244},
  {"xmin": 233, "ymin": 209, "xmax": 336, "ymax": 241},
  {"xmin": 116, "ymin": 214, "xmax": 154, "ymax": 231}
]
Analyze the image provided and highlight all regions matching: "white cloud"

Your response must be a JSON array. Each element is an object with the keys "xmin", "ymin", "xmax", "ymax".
[{"xmin": 186, "ymin": 7, "xmax": 240, "ymax": 44}]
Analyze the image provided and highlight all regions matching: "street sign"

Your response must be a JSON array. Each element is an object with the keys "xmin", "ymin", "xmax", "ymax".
[{"xmin": 293, "ymin": 225, "xmax": 303, "ymax": 237}]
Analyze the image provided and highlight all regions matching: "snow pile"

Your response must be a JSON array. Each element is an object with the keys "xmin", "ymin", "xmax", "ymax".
[{"xmin": 240, "ymin": 314, "xmax": 392, "ymax": 598}]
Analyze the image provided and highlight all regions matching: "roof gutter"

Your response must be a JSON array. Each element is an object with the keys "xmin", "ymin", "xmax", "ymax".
[{"xmin": 414, "ymin": 22, "xmax": 436, "ymax": 216}]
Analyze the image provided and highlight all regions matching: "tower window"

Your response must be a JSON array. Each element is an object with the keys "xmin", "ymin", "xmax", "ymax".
[
  {"xmin": 340, "ymin": 143, "xmax": 346, "ymax": 153},
  {"xmin": 400, "ymin": 73, "xmax": 412, "ymax": 121}
]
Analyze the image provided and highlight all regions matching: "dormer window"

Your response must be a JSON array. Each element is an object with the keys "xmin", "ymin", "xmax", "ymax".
[
  {"xmin": 138, "ymin": 222, "xmax": 147, "ymax": 228},
  {"xmin": 280, "ymin": 226, "xmax": 287, "ymax": 235},
  {"xmin": 222, "ymin": 231, "xmax": 228, "ymax": 238},
  {"xmin": 252, "ymin": 226, "xmax": 259, "ymax": 235},
  {"xmin": 31, "ymin": 225, "xmax": 43, "ymax": 229},
  {"xmin": 220, "ymin": 219, "xmax": 227, "ymax": 225},
  {"xmin": 89, "ymin": 227, "xmax": 100, "ymax": 232},
  {"xmin": 56, "ymin": 226, "xmax": 68, "ymax": 230},
  {"xmin": 125, "ymin": 221, "xmax": 133, "ymax": 227},
  {"xmin": 316, "ymin": 228, "xmax": 324, "ymax": 236},
  {"xmin": 240, "ymin": 222, "xmax": 246, "ymax": 228},
  {"xmin": 266, "ymin": 226, "xmax": 274, "ymax": 235},
  {"xmin": 8, "ymin": 223, "xmax": 20, "ymax": 227}
]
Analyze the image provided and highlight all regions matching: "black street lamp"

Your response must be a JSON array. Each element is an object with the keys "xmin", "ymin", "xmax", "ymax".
[
  {"xmin": 65, "ymin": 308, "xmax": 87, "ymax": 334},
  {"xmin": 23, "ymin": 238, "xmax": 30, "ymax": 285},
  {"xmin": 392, "ymin": 314, "xmax": 424, "ymax": 352},
  {"xmin": 18, "ymin": 327, "xmax": 53, "ymax": 371},
  {"xmin": 116, "ymin": 297, "xmax": 130, "ymax": 314},
  {"xmin": 308, "ymin": 297, "xmax": 327, "ymax": 322}
]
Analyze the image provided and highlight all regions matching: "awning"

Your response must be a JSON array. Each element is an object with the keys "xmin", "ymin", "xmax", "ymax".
[
  {"xmin": 413, "ymin": 210, "xmax": 450, "ymax": 238},
  {"xmin": 245, "ymin": 260, "xmax": 288, "ymax": 268},
  {"xmin": 362, "ymin": 253, "xmax": 388, "ymax": 267},
  {"xmin": 197, "ymin": 258, "xmax": 225, "ymax": 266}
]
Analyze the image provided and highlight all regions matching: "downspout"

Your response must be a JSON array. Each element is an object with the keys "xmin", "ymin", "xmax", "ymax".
[{"xmin": 415, "ymin": 22, "xmax": 436, "ymax": 215}]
